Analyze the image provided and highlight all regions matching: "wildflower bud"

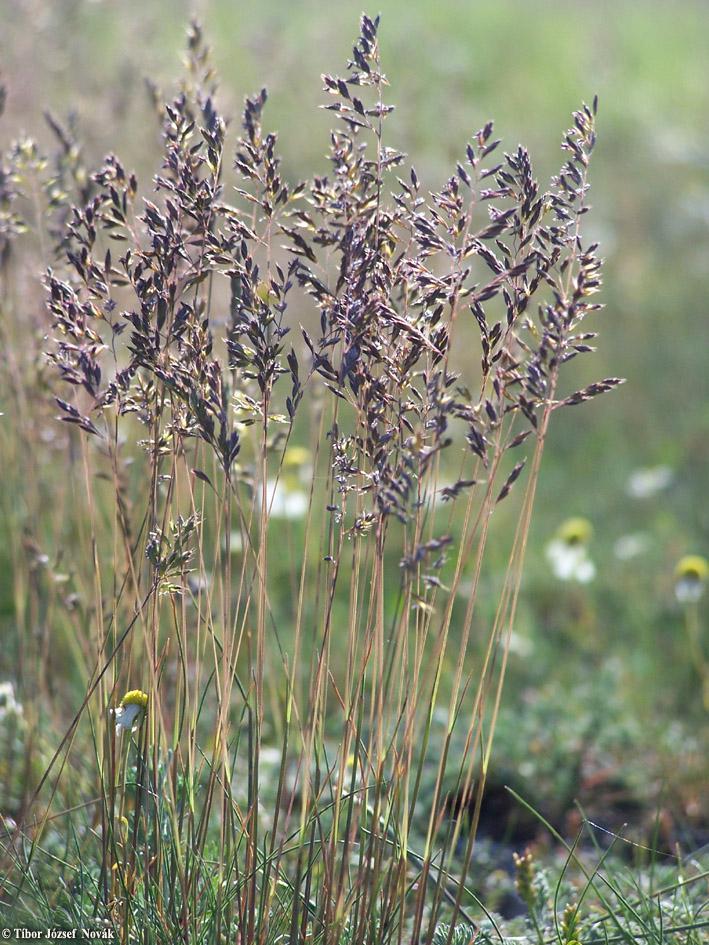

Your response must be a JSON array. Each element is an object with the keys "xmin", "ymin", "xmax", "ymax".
[
  {"xmin": 558, "ymin": 517, "xmax": 592, "ymax": 546},
  {"xmin": 513, "ymin": 849, "xmax": 535, "ymax": 907},
  {"xmin": 560, "ymin": 901, "xmax": 582, "ymax": 943}
]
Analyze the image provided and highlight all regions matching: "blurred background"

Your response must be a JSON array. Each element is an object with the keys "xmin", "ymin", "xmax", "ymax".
[{"xmin": 2, "ymin": 0, "xmax": 708, "ymax": 862}]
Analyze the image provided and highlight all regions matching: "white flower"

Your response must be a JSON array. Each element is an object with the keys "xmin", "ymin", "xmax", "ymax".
[
  {"xmin": 264, "ymin": 478, "xmax": 308, "ymax": 519},
  {"xmin": 228, "ymin": 530, "xmax": 244, "ymax": 554},
  {"xmin": 674, "ymin": 555, "xmax": 708, "ymax": 604},
  {"xmin": 546, "ymin": 518, "xmax": 595, "ymax": 583},
  {"xmin": 676, "ymin": 578, "xmax": 704, "ymax": 604},
  {"xmin": 432, "ymin": 707, "xmax": 449, "ymax": 726},
  {"xmin": 0, "ymin": 681, "xmax": 22, "ymax": 720},
  {"xmin": 114, "ymin": 704, "xmax": 144, "ymax": 733},
  {"xmin": 187, "ymin": 572, "xmax": 211, "ymax": 596},
  {"xmin": 113, "ymin": 690, "xmax": 148, "ymax": 735},
  {"xmin": 613, "ymin": 533, "xmax": 650, "ymax": 561},
  {"xmin": 256, "ymin": 447, "xmax": 313, "ymax": 519},
  {"xmin": 626, "ymin": 465, "xmax": 673, "ymax": 500},
  {"xmin": 507, "ymin": 631, "xmax": 533, "ymax": 658},
  {"xmin": 546, "ymin": 540, "xmax": 596, "ymax": 583},
  {"xmin": 259, "ymin": 746, "xmax": 283, "ymax": 770}
]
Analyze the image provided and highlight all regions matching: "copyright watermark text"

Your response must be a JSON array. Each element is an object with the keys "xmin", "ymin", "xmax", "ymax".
[{"xmin": 1, "ymin": 931, "xmax": 114, "ymax": 941}]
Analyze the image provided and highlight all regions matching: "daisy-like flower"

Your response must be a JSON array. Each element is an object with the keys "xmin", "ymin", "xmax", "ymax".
[
  {"xmin": 187, "ymin": 572, "xmax": 211, "ymax": 596},
  {"xmin": 546, "ymin": 517, "xmax": 596, "ymax": 583},
  {"xmin": 282, "ymin": 445, "xmax": 312, "ymax": 479},
  {"xmin": 265, "ymin": 479, "xmax": 309, "ymax": 519},
  {"xmin": 258, "ymin": 445, "xmax": 313, "ymax": 520},
  {"xmin": 613, "ymin": 532, "xmax": 650, "ymax": 561},
  {"xmin": 626, "ymin": 465, "xmax": 673, "ymax": 500},
  {"xmin": 113, "ymin": 689, "xmax": 148, "ymax": 735},
  {"xmin": 674, "ymin": 555, "xmax": 708, "ymax": 604}
]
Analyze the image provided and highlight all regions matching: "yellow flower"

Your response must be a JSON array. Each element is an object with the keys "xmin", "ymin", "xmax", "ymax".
[
  {"xmin": 283, "ymin": 445, "xmax": 310, "ymax": 469},
  {"xmin": 113, "ymin": 689, "xmax": 148, "ymax": 734},
  {"xmin": 557, "ymin": 517, "xmax": 593, "ymax": 546},
  {"xmin": 120, "ymin": 689, "xmax": 149, "ymax": 709},
  {"xmin": 675, "ymin": 555, "xmax": 709, "ymax": 582}
]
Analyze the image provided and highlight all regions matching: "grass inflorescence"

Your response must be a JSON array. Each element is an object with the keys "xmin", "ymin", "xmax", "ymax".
[{"xmin": 2, "ymin": 13, "xmax": 705, "ymax": 944}]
